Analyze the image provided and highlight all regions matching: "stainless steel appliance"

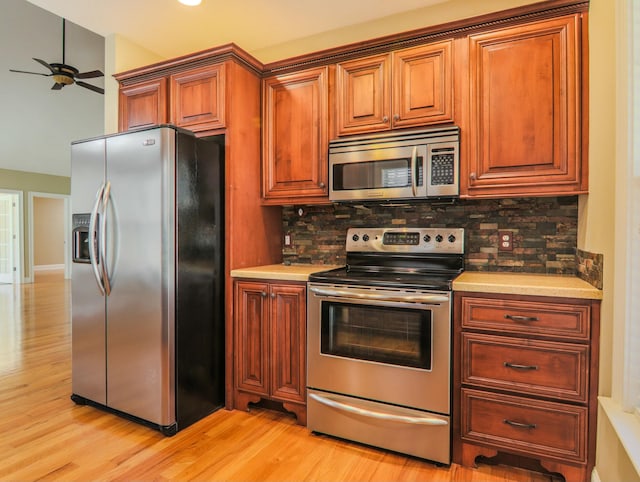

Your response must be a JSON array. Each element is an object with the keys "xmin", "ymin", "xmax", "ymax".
[
  {"xmin": 70, "ymin": 125, "xmax": 225, "ymax": 435},
  {"xmin": 328, "ymin": 127, "xmax": 459, "ymax": 202},
  {"xmin": 307, "ymin": 227, "xmax": 464, "ymax": 464}
]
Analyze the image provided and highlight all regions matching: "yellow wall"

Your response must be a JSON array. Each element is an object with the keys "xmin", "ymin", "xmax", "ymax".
[
  {"xmin": 253, "ymin": 0, "xmax": 547, "ymax": 62},
  {"xmin": 104, "ymin": 34, "xmax": 164, "ymax": 134},
  {"xmin": 33, "ymin": 197, "xmax": 64, "ymax": 266},
  {"xmin": 581, "ymin": 0, "xmax": 617, "ymax": 404}
]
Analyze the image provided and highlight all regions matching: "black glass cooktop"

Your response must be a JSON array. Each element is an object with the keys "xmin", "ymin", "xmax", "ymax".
[{"xmin": 308, "ymin": 266, "xmax": 461, "ymax": 291}]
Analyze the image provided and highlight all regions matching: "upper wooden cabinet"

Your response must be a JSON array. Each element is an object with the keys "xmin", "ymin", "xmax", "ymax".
[
  {"xmin": 118, "ymin": 78, "xmax": 167, "ymax": 132},
  {"xmin": 335, "ymin": 40, "xmax": 453, "ymax": 136},
  {"xmin": 170, "ymin": 63, "xmax": 225, "ymax": 131},
  {"xmin": 116, "ymin": 54, "xmax": 232, "ymax": 134},
  {"xmin": 119, "ymin": 64, "xmax": 224, "ymax": 133},
  {"xmin": 262, "ymin": 66, "xmax": 330, "ymax": 205},
  {"xmin": 460, "ymin": 14, "xmax": 587, "ymax": 198}
]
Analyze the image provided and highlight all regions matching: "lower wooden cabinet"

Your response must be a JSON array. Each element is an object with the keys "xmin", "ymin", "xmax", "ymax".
[
  {"xmin": 453, "ymin": 292, "xmax": 600, "ymax": 482},
  {"xmin": 233, "ymin": 279, "xmax": 307, "ymax": 424}
]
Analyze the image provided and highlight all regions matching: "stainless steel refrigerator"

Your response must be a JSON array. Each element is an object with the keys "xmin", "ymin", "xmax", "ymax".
[{"xmin": 70, "ymin": 125, "xmax": 225, "ymax": 435}]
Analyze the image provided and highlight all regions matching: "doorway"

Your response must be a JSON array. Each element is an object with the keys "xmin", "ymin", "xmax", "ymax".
[
  {"xmin": 0, "ymin": 190, "xmax": 23, "ymax": 284},
  {"xmin": 28, "ymin": 193, "xmax": 71, "ymax": 282}
]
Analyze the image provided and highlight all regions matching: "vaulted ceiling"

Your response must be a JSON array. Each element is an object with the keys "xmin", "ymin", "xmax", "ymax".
[
  {"xmin": 25, "ymin": 0, "xmax": 451, "ymax": 60},
  {"xmin": 1, "ymin": 0, "xmax": 545, "ymax": 178}
]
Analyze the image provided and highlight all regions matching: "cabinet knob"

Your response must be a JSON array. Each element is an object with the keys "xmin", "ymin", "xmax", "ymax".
[
  {"xmin": 382, "ymin": 116, "xmax": 389, "ymax": 123},
  {"xmin": 261, "ymin": 292, "xmax": 267, "ymax": 297},
  {"xmin": 319, "ymin": 181, "xmax": 326, "ymax": 188},
  {"xmin": 470, "ymin": 172, "xmax": 477, "ymax": 181},
  {"xmin": 271, "ymin": 293, "xmax": 276, "ymax": 299},
  {"xmin": 393, "ymin": 114, "xmax": 400, "ymax": 121}
]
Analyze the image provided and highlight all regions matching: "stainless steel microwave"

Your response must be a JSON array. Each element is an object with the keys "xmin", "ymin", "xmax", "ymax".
[{"xmin": 328, "ymin": 126, "xmax": 459, "ymax": 202}]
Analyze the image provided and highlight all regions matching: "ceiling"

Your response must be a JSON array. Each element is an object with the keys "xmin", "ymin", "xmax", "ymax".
[
  {"xmin": 2, "ymin": 0, "xmax": 545, "ymax": 178},
  {"xmin": 25, "ymin": 0, "xmax": 451, "ymax": 61}
]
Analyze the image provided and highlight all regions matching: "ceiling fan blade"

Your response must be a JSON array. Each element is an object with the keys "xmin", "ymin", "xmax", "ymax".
[
  {"xmin": 51, "ymin": 83, "xmax": 64, "ymax": 90},
  {"xmin": 76, "ymin": 81, "xmax": 104, "ymax": 94},
  {"xmin": 33, "ymin": 58, "xmax": 55, "ymax": 73},
  {"xmin": 76, "ymin": 70, "xmax": 104, "ymax": 79},
  {"xmin": 9, "ymin": 69, "xmax": 51, "ymax": 76}
]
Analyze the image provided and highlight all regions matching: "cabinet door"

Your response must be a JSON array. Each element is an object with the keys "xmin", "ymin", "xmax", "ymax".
[
  {"xmin": 393, "ymin": 40, "xmax": 453, "ymax": 128},
  {"xmin": 118, "ymin": 78, "xmax": 167, "ymax": 132},
  {"xmin": 170, "ymin": 63, "xmax": 225, "ymax": 132},
  {"xmin": 262, "ymin": 67, "xmax": 329, "ymax": 204},
  {"xmin": 235, "ymin": 281, "xmax": 270, "ymax": 397},
  {"xmin": 336, "ymin": 54, "xmax": 391, "ymax": 135},
  {"xmin": 464, "ymin": 15, "xmax": 585, "ymax": 197},
  {"xmin": 269, "ymin": 284, "xmax": 306, "ymax": 403}
]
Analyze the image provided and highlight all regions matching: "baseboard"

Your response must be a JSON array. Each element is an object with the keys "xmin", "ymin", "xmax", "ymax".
[
  {"xmin": 33, "ymin": 264, "xmax": 64, "ymax": 272},
  {"xmin": 592, "ymin": 467, "xmax": 601, "ymax": 482}
]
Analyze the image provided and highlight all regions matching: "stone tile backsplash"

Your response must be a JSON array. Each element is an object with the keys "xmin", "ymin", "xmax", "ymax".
[
  {"xmin": 576, "ymin": 248, "xmax": 604, "ymax": 289},
  {"xmin": 282, "ymin": 196, "xmax": 580, "ymax": 275}
]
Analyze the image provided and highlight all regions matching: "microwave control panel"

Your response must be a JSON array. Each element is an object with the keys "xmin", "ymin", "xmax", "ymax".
[{"xmin": 430, "ymin": 148, "xmax": 456, "ymax": 186}]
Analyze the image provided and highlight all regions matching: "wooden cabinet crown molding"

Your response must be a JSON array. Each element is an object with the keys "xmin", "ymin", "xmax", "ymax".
[
  {"xmin": 261, "ymin": 0, "xmax": 588, "ymax": 76},
  {"xmin": 114, "ymin": 43, "xmax": 263, "ymax": 86}
]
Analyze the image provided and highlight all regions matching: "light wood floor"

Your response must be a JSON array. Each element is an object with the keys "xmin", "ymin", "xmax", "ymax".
[{"xmin": 0, "ymin": 271, "xmax": 554, "ymax": 481}]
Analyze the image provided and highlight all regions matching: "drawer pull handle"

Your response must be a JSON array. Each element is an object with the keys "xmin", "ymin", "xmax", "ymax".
[
  {"xmin": 504, "ymin": 419, "xmax": 537, "ymax": 430},
  {"xmin": 504, "ymin": 362, "xmax": 538, "ymax": 371},
  {"xmin": 504, "ymin": 314, "xmax": 540, "ymax": 322}
]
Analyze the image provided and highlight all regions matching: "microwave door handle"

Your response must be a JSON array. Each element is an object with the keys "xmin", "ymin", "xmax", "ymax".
[
  {"xmin": 309, "ymin": 393, "xmax": 448, "ymax": 426},
  {"xmin": 411, "ymin": 146, "xmax": 417, "ymax": 197},
  {"xmin": 100, "ymin": 181, "xmax": 112, "ymax": 296},
  {"xmin": 89, "ymin": 182, "xmax": 106, "ymax": 296}
]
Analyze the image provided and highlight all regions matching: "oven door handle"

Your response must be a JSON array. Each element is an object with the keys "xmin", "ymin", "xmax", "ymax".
[
  {"xmin": 309, "ymin": 393, "xmax": 448, "ymax": 426},
  {"xmin": 309, "ymin": 286, "xmax": 449, "ymax": 304}
]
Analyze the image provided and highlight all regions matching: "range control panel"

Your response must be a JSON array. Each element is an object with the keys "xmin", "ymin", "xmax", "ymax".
[{"xmin": 346, "ymin": 227, "xmax": 464, "ymax": 254}]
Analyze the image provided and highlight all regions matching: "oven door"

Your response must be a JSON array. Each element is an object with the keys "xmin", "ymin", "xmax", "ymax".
[
  {"xmin": 307, "ymin": 283, "xmax": 451, "ymax": 414},
  {"xmin": 329, "ymin": 144, "xmax": 428, "ymax": 201}
]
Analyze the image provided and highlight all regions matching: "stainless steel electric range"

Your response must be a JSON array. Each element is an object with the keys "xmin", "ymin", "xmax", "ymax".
[{"xmin": 306, "ymin": 226, "xmax": 464, "ymax": 465}]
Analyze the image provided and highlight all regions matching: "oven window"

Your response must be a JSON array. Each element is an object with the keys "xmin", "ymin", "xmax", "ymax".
[
  {"xmin": 320, "ymin": 302, "xmax": 432, "ymax": 370},
  {"xmin": 333, "ymin": 158, "xmax": 423, "ymax": 190}
]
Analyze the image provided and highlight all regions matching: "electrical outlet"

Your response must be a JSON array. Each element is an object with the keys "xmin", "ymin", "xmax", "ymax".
[
  {"xmin": 498, "ymin": 231, "xmax": 513, "ymax": 251},
  {"xmin": 284, "ymin": 233, "xmax": 293, "ymax": 247}
]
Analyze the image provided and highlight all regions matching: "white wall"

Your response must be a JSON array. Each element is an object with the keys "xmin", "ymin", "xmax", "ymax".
[{"xmin": 0, "ymin": 0, "xmax": 104, "ymax": 177}]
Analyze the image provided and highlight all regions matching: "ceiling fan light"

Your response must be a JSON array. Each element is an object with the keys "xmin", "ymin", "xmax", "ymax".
[
  {"xmin": 53, "ymin": 74, "xmax": 74, "ymax": 85},
  {"xmin": 178, "ymin": 0, "xmax": 201, "ymax": 5}
]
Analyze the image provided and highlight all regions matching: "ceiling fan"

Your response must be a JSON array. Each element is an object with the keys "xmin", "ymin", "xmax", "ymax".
[{"xmin": 9, "ymin": 18, "xmax": 104, "ymax": 94}]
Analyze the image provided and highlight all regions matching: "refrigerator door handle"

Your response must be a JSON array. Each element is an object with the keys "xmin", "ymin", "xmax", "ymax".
[
  {"xmin": 100, "ymin": 181, "xmax": 112, "ymax": 296},
  {"xmin": 89, "ymin": 183, "xmax": 106, "ymax": 296}
]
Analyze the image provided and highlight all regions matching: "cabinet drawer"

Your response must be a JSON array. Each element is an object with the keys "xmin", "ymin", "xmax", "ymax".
[
  {"xmin": 462, "ymin": 333, "xmax": 588, "ymax": 402},
  {"xmin": 460, "ymin": 296, "xmax": 590, "ymax": 341},
  {"xmin": 461, "ymin": 388, "xmax": 587, "ymax": 464}
]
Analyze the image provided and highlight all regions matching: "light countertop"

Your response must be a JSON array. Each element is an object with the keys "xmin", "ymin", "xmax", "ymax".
[
  {"xmin": 230, "ymin": 264, "xmax": 341, "ymax": 282},
  {"xmin": 453, "ymin": 271, "xmax": 602, "ymax": 300},
  {"xmin": 231, "ymin": 265, "xmax": 603, "ymax": 300}
]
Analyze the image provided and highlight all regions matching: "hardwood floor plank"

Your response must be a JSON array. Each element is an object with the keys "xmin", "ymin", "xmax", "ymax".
[{"xmin": 0, "ymin": 272, "xmax": 553, "ymax": 481}]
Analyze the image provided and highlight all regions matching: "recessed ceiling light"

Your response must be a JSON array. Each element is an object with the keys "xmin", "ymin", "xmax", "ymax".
[{"xmin": 179, "ymin": 0, "xmax": 201, "ymax": 5}]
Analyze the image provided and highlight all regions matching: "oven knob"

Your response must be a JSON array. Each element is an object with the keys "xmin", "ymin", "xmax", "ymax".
[
  {"xmin": 363, "ymin": 234, "xmax": 370, "ymax": 242},
  {"xmin": 352, "ymin": 234, "xmax": 359, "ymax": 242},
  {"xmin": 423, "ymin": 234, "xmax": 431, "ymax": 243},
  {"xmin": 435, "ymin": 234, "xmax": 443, "ymax": 243},
  {"xmin": 448, "ymin": 234, "xmax": 456, "ymax": 243}
]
